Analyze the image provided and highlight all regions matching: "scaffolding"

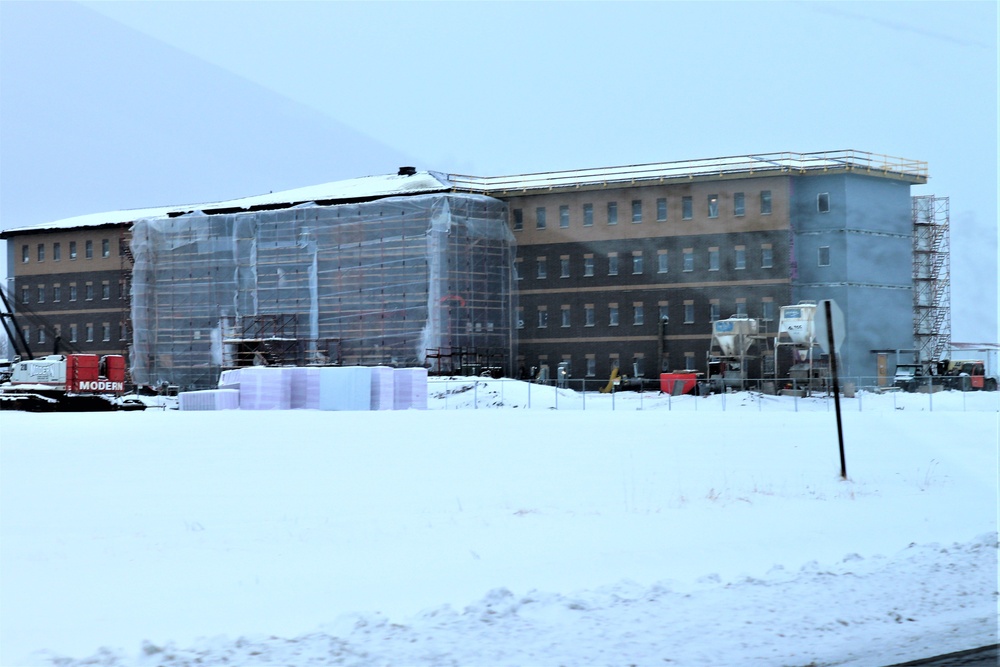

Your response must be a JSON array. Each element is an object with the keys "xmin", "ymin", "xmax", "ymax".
[
  {"xmin": 130, "ymin": 193, "xmax": 516, "ymax": 389},
  {"xmin": 911, "ymin": 195, "xmax": 951, "ymax": 364}
]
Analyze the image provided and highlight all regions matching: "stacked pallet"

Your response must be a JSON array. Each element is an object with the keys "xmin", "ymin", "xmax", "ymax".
[{"xmin": 178, "ymin": 389, "xmax": 240, "ymax": 411}]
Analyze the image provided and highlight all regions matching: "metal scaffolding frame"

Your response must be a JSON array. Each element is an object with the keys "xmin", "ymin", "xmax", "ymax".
[{"xmin": 912, "ymin": 195, "xmax": 951, "ymax": 364}]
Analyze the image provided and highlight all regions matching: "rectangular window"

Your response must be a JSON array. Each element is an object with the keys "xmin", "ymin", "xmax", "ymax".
[
  {"xmin": 69, "ymin": 283, "xmax": 77, "ymax": 301},
  {"xmin": 512, "ymin": 209, "xmax": 523, "ymax": 231},
  {"xmin": 818, "ymin": 246, "xmax": 831, "ymax": 266},
  {"xmin": 514, "ymin": 258, "xmax": 523, "ymax": 281},
  {"xmin": 21, "ymin": 245, "xmax": 29, "ymax": 263},
  {"xmin": 818, "ymin": 193, "xmax": 830, "ymax": 213},
  {"xmin": 734, "ymin": 192, "xmax": 745, "ymax": 216},
  {"xmin": 69, "ymin": 241, "xmax": 77, "ymax": 260},
  {"xmin": 559, "ymin": 205, "xmax": 570, "ymax": 228},
  {"xmin": 683, "ymin": 248, "xmax": 694, "ymax": 272},
  {"xmin": 536, "ymin": 258, "xmax": 547, "ymax": 279},
  {"xmin": 53, "ymin": 242, "xmax": 61, "ymax": 261},
  {"xmin": 560, "ymin": 256, "xmax": 570, "ymax": 278},
  {"xmin": 682, "ymin": 196, "xmax": 693, "ymax": 220},
  {"xmin": 86, "ymin": 323, "xmax": 94, "ymax": 342},
  {"xmin": 561, "ymin": 306, "xmax": 571, "ymax": 328},
  {"xmin": 537, "ymin": 308, "xmax": 548, "ymax": 328},
  {"xmin": 708, "ymin": 247, "xmax": 719, "ymax": 271},
  {"xmin": 102, "ymin": 323, "xmax": 111, "ymax": 342},
  {"xmin": 584, "ymin": 255, "xmax": 595, "ymax": 277},
  {"xmin": 53, "ymin": 285, "xmax": 61, "ymax": 302},
  {"xmin": 586, "ymin": 357, "xmax": 596, "ymax": 377},
  {"xmin": 684, "ymin": 302, "xmax": 695, "ymax": 324},
  {"xmin": 658, "ymin": 303, "xmax": 669, "ymax": 322},
  {"xmin": 608, "ymin": 254, "xmax": 619, "ymax": 276},
  {"xmin": 735, "ymin": 246, "xmax": 746, "ymax": 270},
  {"xmin": 535, "ymin": 207, "xmax": 546, "ymax": 230},
  {"xmin": 762, "ymin": 300, "xmax": 775, "ymax": 321},
  {"xmin": 584, "ymin": 304, "xmax": 595, "ymax": 327},
  {"xmin": 20, "ymin": 286, "xmax": 29, "ymax": 304},
  {"xmin": 685, "ymin": 353, "xmax": 696, "ymax": 371},
  {"xmin": 760, "ymin": 190, "xmax": 772, "ymax": 215},
  {"xmin": 632, "ymin": 252, "xmax": 643, "ymax": 274},
  {"xmin": 609, "ymin": 304, "xmax": 619, "ymax": 327},
  {"xmin": 119, "ymin": 279, "xmax": 127, "ymax": 300},
  {"xmin": 101, "ymin": 281, "xmax": 111, "ymax": 300},
  {"xmin": 85, "ymin": 240, "xmax": 93, "ymax": 259},
  {"xmin": 102, "ymin": 239, "xmax": 110, "ymax": 257},
  {"xmin": 710, "ymin": 301, "xmax": 720, "ymax": 322},
  {"xmin": 38, "ymin": 328, "xmax": 45, "ymax": 345},
  {"xmin": 735, "ymin": 301, "xmax": 747, "ymax": 317},
  {"xmin": 761, "ymin": 244, "xmax": 773, "ymax": 268},
  {"xmin": 37, "ymin": 285, "xmax": 45, "ymax": 303},
  {"xmin": 69, "ymin": 324, "xmax": 78, "ymax": 343},
  {"xmin": 708, "ymin": 195, "xmax": 719, "ymax": 219},
  {"xmin": 517, "ymin": 307, "xmax": 525, "ymax": 329},
  {"xmin": 657, "ymin": 250, "xmax": 668, "ymax": 274},
  {"xmin": 656, "ymin": 197, "xmax": 667, "ymax": 222},
  {"xmin": 119, "ymin": 321, "xmax": 128, "ymax": 341},
  {"xmin": 37, "ymin": 244, "xmax": 45, "ymax": 262},
  {"xmin": 633, "ymin": 303, "xmax": 644, "ymax": 326},
  {"xmin": 583, "ymin": 203, "xmax": 594, "ymax": 227},
  {"xmin": 607, "ymin": 202, "xmax": 618, "ymax": 225},
  {"xmin": 631, "ymin": 200, "xmax": 642, "ymax": 223},
  {"xmin": 85, "ymin": 283, "xmax": 94, "ymax": 301}
]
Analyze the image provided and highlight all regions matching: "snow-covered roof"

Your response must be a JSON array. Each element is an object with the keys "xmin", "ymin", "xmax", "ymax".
[{"xmin": 1, "ymin": 171, "xmax": 451, "ymax": 237}]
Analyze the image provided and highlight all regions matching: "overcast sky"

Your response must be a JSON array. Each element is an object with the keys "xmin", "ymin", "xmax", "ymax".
[{"xmin": 1, "ymin": 1, "xmax": 996, "ymax": 342}]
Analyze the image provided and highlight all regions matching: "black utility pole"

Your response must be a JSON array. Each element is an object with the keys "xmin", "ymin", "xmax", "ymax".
[{"xmin": 824, "ymin": 300, "xmax": 847, "ymax": 480}]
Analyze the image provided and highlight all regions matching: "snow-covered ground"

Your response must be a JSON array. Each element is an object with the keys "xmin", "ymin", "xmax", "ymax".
[{"xmin": 1, "ymin": 382, "xmax": 997, "ymax": 666}]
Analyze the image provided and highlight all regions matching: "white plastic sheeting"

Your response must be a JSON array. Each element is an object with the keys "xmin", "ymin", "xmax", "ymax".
[
  {"xmin": 178, "ymin": 389, "xmax": 240, "ymax": 411},
  {"xmin": 130, "ymin": 193, "xmax": 515, "ymax": 389},
  {"xmin": 393, "ymin": 367, "xmax": 428, "ymax": 410},
  {"xmin": 370, "ymin": 366, "xmax": 395, "ymax": 411}
]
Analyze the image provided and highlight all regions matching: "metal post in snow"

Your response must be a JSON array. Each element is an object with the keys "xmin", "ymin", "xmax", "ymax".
[
  {"xmin": 474, "ymin": 380, "xmax": 478, "ymax": 410},
  {"xmin": 824, "ymin": 300, "xmax": 847, "ymax": 480}
]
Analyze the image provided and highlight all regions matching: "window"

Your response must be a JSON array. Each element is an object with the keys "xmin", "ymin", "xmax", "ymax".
[
  {"xmin": 708, "ymin": 195, "xmax": 719, "ymax": 218},
  {"xmin": 632, "ymin": 252, "xmax": 643, "ymax": 274},
  {"xmin": 561, "ymin": 307, "xmax": 571, "ymax": 328},
  {"xmin": 735, "ymin": 301, "xmax": 747, "ymax": 317},
  {"xmin": 633, "ymin": 303, "xmax": 644, "ymax": 326},
  {"xmin": 53, "ymin": 242, "xmax": 61, "ymax": 261},
  {"xmin": 85, "ymin": 240, "xmax": 93, "ymax": 259},
  {"xmin": 585, "ymin": 304, "xmax": 595, "ymax": 327},
  {"xmin": 535, "ymin": 207, "xmax": 546, "ymax": 230},
  {"xmin": 85, "ymin": 283, "xmax": 94, "ymax": 301},
  {"xmin": 512, "ymin": 209, "xmax": 523, "ymax": 231},
  {"xmin": 517, "ymin": 307, "xmax": 525, "ymax": 329},
  {"xmin": 657, "ymin": 250, "xmax": 668, "ymax": 274},
  {"xmin": 69, "ymin": 324, "xmax": 78, "ymax": 343},
  {"xmin": 760, "ymin": 190, "xmax": 772, "ymax": 215},
  {"xmin": 607, "ymin": 202, "xmax": 618, "ymax": 225},
  {"xmin": 586, "ymin": 357, "xmax": 596, "ymax": 377},
  {"xmin": 102, "ymin": 323, "xmax": 111, "ymax": 342},
  {"xmin": 818, "ymin": 246, "xmax": 831, "ymax": 266},
  {"xmin": 735, "ymin": 246, "xmax": 746, "ymax": 270},
  {"xmin": 536, "ymin": 258, "xmax": 547, "ymax": 279},
  {"xmin": 21, "ymin": 245, "xmax": 29, "ymax": 263},
  {"xmin": 119, "ymin": 321, "xmax": 128, "ymax": 341},
  {"xmin": 537, "ymin": 308, "xmax": 548, "ymax": 328},
  {"xmin": 710, "ymin": 301, "xmax": 720, "ymax": 322},
  {"xmin": 20, "ymin": 286, "xmax": 29, "ymax": 304},
  {"xmin": 37, "ymin": 244, "xmax": 45, "ymax": 262},
  {"xmin": 102, "ymin": 239, "xmax": 110, "ymax": 257},
  {"xmin": 608, "ymin": 254, "xmax": 619, "ymax": 276},
  {"xmin": 560, "ymin": 256, "xmax": 570, "ymax": 278},
  {"xmin": 37, "ymin": 285, "xmax": 45, "ymax": 303},
  {"xmin": 69, "ymin": 241, "xmax": 77, "ymax": 260},
  {"xmin": 762, "ymin": 300, "xmax": 775, "ymax": 321},
  {"xmin": 708, "ymin": 248, "xmax": 719, "ymax": 271},
  {"xmin": 734, "ymin": 192, "xmax": 745, "ymax": 217},
  {"xmin": 682, "ymin": 196, "xmax": 693, "ymax": 220},
  {"xmin": 514, "ymin": 258, "xmax": 523, "ymax": 281},
  {"xmin": 119, "ymin": 279, "xmax": 127, "ymax": 300},
  {"xmin": 583, "ymin": 203, "xmax": 594, "ymax": 227},
  {"xmin": 69, "ymin": 284, "xmax": 77, "ymax": 301},
  {"xmin": 584, "ymin": 255, "xmax": 595, "ymax": 277},
  {"xmin": 817, "ymin": 193, "xmax": 830, "ymax": 213},
  {"xmin": 559, "ymin": 205, "xmax": 570, "ymax": 228},
  {"xmin": 53, "ymin": 285, "xmax": 61, "ymax": 302},
  {"xmin": 656, "ymin": 197, "xmax": 667, "ymax": 222},
  {"xmin": 659, "ymin": 304, "xmax": 669, "ymax": 322},
  {"xmin": 684, "ymin": 302, "xmax": 695, "ymax": 324},
  {"xmin": 609, "ymin": 304, "xmax": 619, "ymax": 327},
  {"xmin": 101, "ymin": 281, "xmax": 110, "ymax": 300},
  {"xmin": 631, "ymin": 200, "xmax": 642, "ymax": 223},
  {"xmin": 762, "ymin": 245, "xmax": 773, "ymax": 268},
  {"xmin": 86, "ymin": 324, "xmax": 94, "ymax": 342},
  {"xmin": 685, "ymin": 354, "xmax": 696, "ymax": 371},
  {"xmin": 683, "ymin": 248, "xmax": 694, "ymax": 272}
]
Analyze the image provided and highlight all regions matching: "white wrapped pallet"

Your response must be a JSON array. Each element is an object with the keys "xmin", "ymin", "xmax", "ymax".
[
  {"xmin": 370, "ymin": 366, "xmax": 395, "ymax": 411},
  {"xmin": 393, "ymin": 367, "xmax": 428, "ymax": 410},
  {"xmin": 179, "ymin": 389, "xmax": 240, "ymax": 411},
  {"xmin": 237, "ymin": 367, "xmax": 292, "ymax": 410},
  {"xmin": 318, "ymin": 367, "xmax": 372, "ymax": 411},
  {"xmin": 289, "ymin": 367, "xmax": 321, "ymax": 410}
]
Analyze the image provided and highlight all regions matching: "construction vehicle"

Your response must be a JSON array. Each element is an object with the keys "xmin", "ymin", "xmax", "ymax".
[
  {"xmin": 940, "ymin": 359, "xmax": 998, "ymax": 392},
  {"xmin": 705, "ymin": 316, "xmax": 759, "ymax": 392}
]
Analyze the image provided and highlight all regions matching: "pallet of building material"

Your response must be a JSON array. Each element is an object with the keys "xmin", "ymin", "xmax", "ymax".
[
  {"xmin": 318, "ymin": 367, "xmax": 372, "ymax": 411},
  {"xmin": 179, "ymin": 389, "xmax": 240, "ymax": 411},
  {"xmin": 370, "ymin": 366, "xmax": 395, "ymax": 411},
  {"xmin": 234, "ymin": 367, "xmax": 293, "ymax": 410},
  {"xmin": 289, "ymin": 367, "xmax": 321, "ymax": 410},
  {"xmin": 393, "ymin": 367, "xmax": 428, "ymax": 410}
]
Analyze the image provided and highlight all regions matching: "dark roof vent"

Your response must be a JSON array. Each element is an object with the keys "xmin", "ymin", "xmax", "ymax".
[{"xmin": 398, "ymin": 166, "xmax": 417, "ymax": 176}]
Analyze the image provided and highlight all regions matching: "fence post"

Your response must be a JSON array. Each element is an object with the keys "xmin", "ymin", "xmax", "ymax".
[
  {"xmin": 555, "ymin": 381, "xmax": 558, "ymax": 411},
  {"xmin": 474, "ymin": 380, "xmax": 478, "ymax": 410},
  {"xmin": 527, "ymin": 380, "xmax": 531, "ymax": 409},
  {"xmin": 582, "ymin": 379, "xmax": 586, "ymax": 411},
  {"xmin": 928, "ymin": 376, "xmax": 933, "ymax": 413}
]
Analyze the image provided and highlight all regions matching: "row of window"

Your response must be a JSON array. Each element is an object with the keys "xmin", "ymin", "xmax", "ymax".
[
  {"xmin": 519, "ymin": 299, "xmax": 776, "ymax": 329},
  {"xmin": 20, "ymin": 280, "xmax": 127, "ymax": 305},
  {"xmin": 511, "ymin": 190, "xmax": 778, "ymax": 231},
  {"xmin": 21, "ymin": 322, "xmax": 127, "ymax": 345},
  {"xmin": 20, "ymin": 238, "xmax": 117, "ymax": 263},
  {"xmin": 519, "ymin": 245, "xmax": 774, "ymax": 280}
]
